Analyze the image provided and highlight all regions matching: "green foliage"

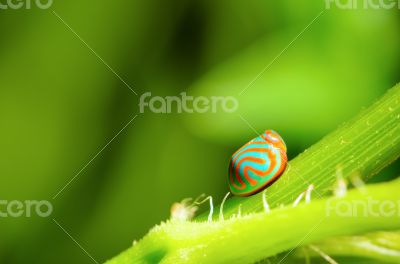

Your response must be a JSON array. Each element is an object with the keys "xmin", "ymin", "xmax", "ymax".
[
  {"xmin": 185, "ymin": 7, "xmax": 400, "ymax": 145},
  {"xmin": 200, "ymin": 83, "xmax": 400, "ymax": 220},
  {"xmin": 292, "ymin": 231, "xmax": 400, "ymax": 263},
  {"xmin": 106, "ymin": 84, "xmax": 400, "ymax": 263},
  {"xmin": 1, "ymin": 2, "xmax": 399, "ymax": 264},
  {"xmin": 106, "ymin": 179, "xmax": 400, "ymax": 264}
]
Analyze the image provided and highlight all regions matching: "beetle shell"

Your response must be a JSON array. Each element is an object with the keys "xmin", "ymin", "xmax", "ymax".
[{"xmin": 228, "ymin": 130, "xmax": 287, "ymax": 196}]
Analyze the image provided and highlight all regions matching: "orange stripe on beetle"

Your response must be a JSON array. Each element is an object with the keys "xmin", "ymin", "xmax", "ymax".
[{"xmin": 228, "ymin": 130, "xmax": 288, "ymax": 196}]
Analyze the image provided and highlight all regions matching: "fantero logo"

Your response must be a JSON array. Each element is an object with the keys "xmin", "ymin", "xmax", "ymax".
[
  {"xmin": 0, "ymin": 0, "xmax": 53, "ymax": 10},
  {"xmin": 0, "ymin": 200, "xmax": 53, "ymax": 218},
  {"xmin": 139, "ymin": 92, "xmax": 239, "ymax": 114},
  {"xmin": 325, "ymin": 0, "xmax": 400, "ymax": 9}
]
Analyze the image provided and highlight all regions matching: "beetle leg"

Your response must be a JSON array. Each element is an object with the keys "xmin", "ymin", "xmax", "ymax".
[
  {"xmin": 305, "ymin": 184, "xmax": 314, "ymax": 204},
  {"xmin": 262, "ymin": 191, "xmax": 271, "ymax": 214},
  {"xmin": 219, "ymin": 192, "xmax": 230, "ymax": 221},
  {"xmin": 293, "ymin": 184, "xmax": 314, "ymax": 207},
  {"xmin": 293, "ymin": 191, "xmax": 305, "ymax": 207}
]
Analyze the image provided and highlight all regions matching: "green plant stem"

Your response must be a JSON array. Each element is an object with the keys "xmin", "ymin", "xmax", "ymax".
[
  {"xmin": 292, "ymin": 231, "xmax": 400, "ymax": 263},
  {"xmin": 198, "ymin": 84, "xmax": 400, "ymax": 220},
  {"xmin": 106, "ymin": 84, "xmax": 400, "ymax": 263},
  {"xmin": 106, "ymin": 179, "xmax": 400, "ymax": 264}
]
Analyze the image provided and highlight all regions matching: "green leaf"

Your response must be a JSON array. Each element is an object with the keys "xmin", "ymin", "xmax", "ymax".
[
  {"xmin": 292, "ymin": 231, "xmax": 400, "ymax": 263},
  {"xmin": 200, "ymin": 83, "xmax": 400, "ymax": 220},
  {"xmin": 106, "ymin": 178, "xmax": 400, "ymax": 264},
  {"xmin": 106, "ymin": 84, "xmax": 400, "ymax": 263}
]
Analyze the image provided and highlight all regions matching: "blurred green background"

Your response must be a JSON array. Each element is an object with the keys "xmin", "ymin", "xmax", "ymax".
[{"xmin": 0, "ymin": 0, "xmax": 399, "ymax": 263}]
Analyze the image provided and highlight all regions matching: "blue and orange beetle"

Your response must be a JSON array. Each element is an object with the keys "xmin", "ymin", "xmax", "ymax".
[{"xmin": 229, "ymin": 130, "xmax": 287, "ymax": 196}]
